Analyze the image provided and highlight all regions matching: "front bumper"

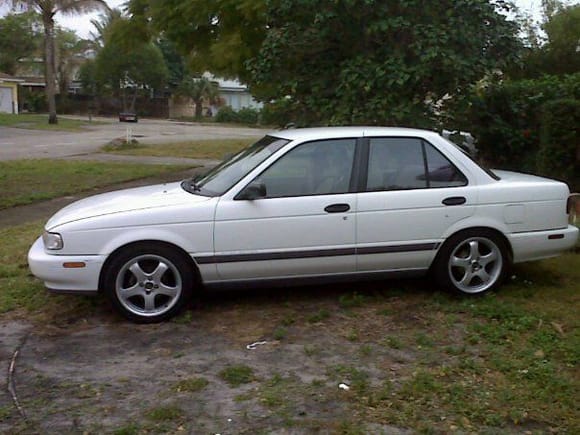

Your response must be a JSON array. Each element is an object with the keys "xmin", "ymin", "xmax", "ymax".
[
  {"xmin": 27, "ymin": 237, "xmax": 105, "ymax": 293},
  {"xmin": 508, "ymin": 225, "xmax": 579, "ymax": 263}
]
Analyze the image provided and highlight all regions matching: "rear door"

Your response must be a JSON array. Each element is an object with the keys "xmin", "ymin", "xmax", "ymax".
[{"xmin": 356, "ymin": 137, "xmax": 476, "ymax": 272}]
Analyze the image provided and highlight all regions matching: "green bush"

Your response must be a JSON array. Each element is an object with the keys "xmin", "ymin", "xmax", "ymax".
[
  {"xmin": 260, "ymin": 99, "xmax": 294, "ymax": 127},
  {"xmin": 536, "ymin": 99, "xmax": 579, "ymax": 191},
  {"xmin": 236, "ymin": 107, "xmax": 259, "ymax": 124},
  {"xmin": 215, "ymin": 106, "xmax": 260, "ymax": 125},
  {"xmin": 215, "ymin": 106, "xmax": 238, "ymax": 123},
  {"xmin": 460, "ymin": 73, "xmax": 580, "ymax": 176}
]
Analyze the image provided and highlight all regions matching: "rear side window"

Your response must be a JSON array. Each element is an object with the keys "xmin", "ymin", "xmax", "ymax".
[
  {"xmin": 365, "ymin": 138, "xmax": 467, "ymax": 191},
  {"xmin": 424, "ymin": 143, "xmax": 468, "ymax": 187}
]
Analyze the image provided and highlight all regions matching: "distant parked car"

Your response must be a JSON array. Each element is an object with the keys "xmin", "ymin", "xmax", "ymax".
[
  {"xmin": 28, "ymin": 127, "xmax": 579, "ymax": 322},
  {"xmin": 119, "ymin": 112, "xmax": 138, "ymax": 122}
]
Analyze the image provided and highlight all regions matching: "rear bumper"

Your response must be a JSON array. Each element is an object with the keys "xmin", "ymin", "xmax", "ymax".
[
  {"xmin": 28, "ymin": 237, "xmax": 105, "ymax": 293},
  {"xmin": 508, "ymin": 225, "xmax": 579, "ymax": 263}
]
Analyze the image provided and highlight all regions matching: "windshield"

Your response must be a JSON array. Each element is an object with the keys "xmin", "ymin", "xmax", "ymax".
[{"xmin": 181, "ymin": 135, "xmax": 290, "ymax": 196}]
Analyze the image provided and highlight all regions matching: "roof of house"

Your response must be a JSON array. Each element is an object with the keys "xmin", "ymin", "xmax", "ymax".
[{"xmin": 0, "ymin": 72, "xmax": 24, "ymax": 82}]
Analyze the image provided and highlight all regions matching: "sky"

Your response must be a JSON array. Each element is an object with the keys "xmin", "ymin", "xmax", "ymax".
[{"xmin": 0, "ymin": 0, "xmax": 560, "ymax": 39}]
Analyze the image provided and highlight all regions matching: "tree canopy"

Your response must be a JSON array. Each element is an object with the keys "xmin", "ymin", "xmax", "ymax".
[
  {"xmin": 128, "ymin": 0, "xmax": 522, "ymax": 126},
  {"xmin": 0, "ymin": 11, "xmax": 41, "ymax": 75},
  {"xmin": 127, "ymin": 0, "xmax": 267, "ymax": 82},
  {"xmin": 255, "ymin": 0, "xmax": 522, "ymax": 126},
  {"xmin": 512, "ymin": 1, "xmax": 580, "ymax": 78},
  {"xmin": 93, "ymin": 17, "xmax": 168, "ymax": 111}
]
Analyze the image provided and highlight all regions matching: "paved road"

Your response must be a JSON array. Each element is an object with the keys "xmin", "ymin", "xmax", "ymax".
[{"xmin": 0, "ymin": 117, "xmax": 270, "ymax": 160}]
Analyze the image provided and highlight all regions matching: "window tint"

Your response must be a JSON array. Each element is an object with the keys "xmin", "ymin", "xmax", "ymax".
[
  {"xmin": 366, "ymin": 138, "xmax": 426, "ymax": 191},
  {"xmin": 424, "ymin": 144, "xmax": 468, "ymax": 187},
  {"xmin": 193, "ymin": 135, "xmax": 289, "ymax": 195},
  {"xmin": 256, "ymin": 139, "xmax": 356, "ymax": 198},
  {"xmin": 365, "ymin": 138, "xmax": 467, "ymax": 192}
]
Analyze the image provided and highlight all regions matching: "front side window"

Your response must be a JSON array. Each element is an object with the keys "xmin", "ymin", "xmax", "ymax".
[
  {"xmin": 183, "ymin": 135, "xmax": 289, "ymax": 196},
  {"xmin": 365, "ymin": 138, "xmax": 467, "ymax": 192},
  {"xmin": 255, "ymin": 139, "xmax": 356, "ymax": 198}
]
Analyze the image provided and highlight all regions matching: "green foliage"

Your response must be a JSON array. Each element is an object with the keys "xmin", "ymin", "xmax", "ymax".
[
  {"xmin": 215, "ymin": 106, "xmax": 260, "ymax": 125},
  {"xmin": 215, "ymin": 106, "xmax": 237, "ymax": 123},
  {"xmin": 237, "ymin": 107, "xmax": 259, "ymax": 124},
  {"xmin": 456, "ymin": 73, "xmax": 580, "ymax": 186},
  {"xmin": 127, "ymin": 0, "xmax": 267, "ymax": 82},
  {"xmin": 536, "ymin": 99, "xmax": 580, "ymax": 190},
  {"xmin": 260, "ymin": 99, "xmax": 295, "ymax": 127},
  {"xmin": 542, "ymin": 4, "xmax": 580, "ymax": 74},
  {"xmin": 156, "ymin": 38, "xmax": 186, "ymax": 89},
  {"xmin": 248, "ymin": 0, "xmax": 521, "ymax": 127},
  {"xmin": 515, "ymin": 4, "xmax": 580, "ymax": 78},
  {"xmin": 0, "ymin": 11, "xmax": 41, "ymax": 75},
  {"xmin": 95, "ymin": 17, "xmax": 168, "ymax": 111}
]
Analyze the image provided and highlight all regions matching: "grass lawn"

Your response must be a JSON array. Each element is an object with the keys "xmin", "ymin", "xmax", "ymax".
[
  {"xmin": 0, "ymin": 159, "xmax": 191, "ymax": 209},
  {"xmin": 102, "ymin": 138, "xmax": 257, "ymax": 160},
  {"xmin": 1, "ymin": 216, "xmax": 578, "ymax": 431},
  {"xmin": 0, "ymin": 113, "xmax": 102, "ymax": 131}
]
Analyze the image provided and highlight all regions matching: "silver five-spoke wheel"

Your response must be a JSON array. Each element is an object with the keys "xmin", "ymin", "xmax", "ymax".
[
  {"xmin": 448, "ymin": 237, "xmax": 502, "ymax": 294},
  {"xmin": 435, "ymin": 229, "xmax": 509, "ymax": 295},
  {"xmin": 104, "ymin": 244, "xmax": 194, "ymax": 323},
  {"xmin": 116, "ymin": 254, "xmax": 182, "ymax": 317}
]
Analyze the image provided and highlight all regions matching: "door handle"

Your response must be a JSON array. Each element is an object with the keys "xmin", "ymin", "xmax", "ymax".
[
  {"xmin": 324, "ymin": 203, "xmax": 350, "ymax": 213},
  {"xmin": 442, "ymin": 196, "xmax": 466, "ymax": 206}
]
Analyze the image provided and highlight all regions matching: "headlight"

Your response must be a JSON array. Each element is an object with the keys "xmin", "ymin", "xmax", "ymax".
[{"xmin": 42, "ymin": 231, "xmax": 63, "ymax": 250}]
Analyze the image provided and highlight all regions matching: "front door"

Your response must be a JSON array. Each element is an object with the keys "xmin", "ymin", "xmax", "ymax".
[{"xmin": 214, "ymin": 138, "xmax": 358, "ymax": 281}]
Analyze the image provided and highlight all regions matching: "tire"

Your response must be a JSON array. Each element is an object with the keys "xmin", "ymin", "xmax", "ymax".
[
  {"xmin": 103, "ymin": 243, "xmax": 194, "ymax": 323},
  {"xmin": 434, "ymin": 229, "xmax": 510, "ymax": 295}
]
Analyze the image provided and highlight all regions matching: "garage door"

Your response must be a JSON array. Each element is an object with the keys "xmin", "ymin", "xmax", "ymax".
[{"xmin": 0, "ymin": 87, "xmax": 13, "ymax": 113}]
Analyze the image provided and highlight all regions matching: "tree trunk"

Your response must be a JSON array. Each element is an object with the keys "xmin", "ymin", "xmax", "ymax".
[
  {"xmin": 130, "ymin": 88, "xmax": 138, "ymax": 112},
  {"xmin": 195, "ymin": 98, "xmax": 203, "ymax": 118},
  {"xmin": 44, "ymin": 15, "xmax": 58, "ymax": 124}
]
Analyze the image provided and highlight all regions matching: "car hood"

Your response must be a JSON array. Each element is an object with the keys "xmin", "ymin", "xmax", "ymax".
[{"xmin": 46, "ymin": 182, "xmax": 209, "ymax": 229}]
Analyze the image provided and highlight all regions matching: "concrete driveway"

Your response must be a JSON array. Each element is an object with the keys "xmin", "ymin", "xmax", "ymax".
[{"xmin": 0, "ymin": 117, "xmax": 271, "ymax": 160}]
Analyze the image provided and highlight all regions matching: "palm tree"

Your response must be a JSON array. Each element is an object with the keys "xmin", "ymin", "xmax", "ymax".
[
  {"xmin": 177, "ymin": 77, "xmax": 220, "ymax": 119},
  {"xmin": 3, "ymin": 0, "xmax": 109, "ymax": 124},
  {"xmin": 89, "ymin": 7, "xmax": 122, "ymax": 49}
]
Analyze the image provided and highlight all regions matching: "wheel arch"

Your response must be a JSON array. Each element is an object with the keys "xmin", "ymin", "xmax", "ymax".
[
  {"xmin": 98, "ymin": 240, "xmax": 201, "ymax": 293},
  {"xmin": 431, "ymin": 226, "xmax": 513, "ymax": 272}
]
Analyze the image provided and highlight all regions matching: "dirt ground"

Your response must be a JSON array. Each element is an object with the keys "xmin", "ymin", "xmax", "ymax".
[{"xmin": 0, "ymin": 282, "xmax": 426, "ymax": 434}]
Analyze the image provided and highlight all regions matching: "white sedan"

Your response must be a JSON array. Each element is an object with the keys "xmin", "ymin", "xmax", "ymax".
[{"xmin": 28, "ymin": 127, "xmax": 579, "ymax": 322}]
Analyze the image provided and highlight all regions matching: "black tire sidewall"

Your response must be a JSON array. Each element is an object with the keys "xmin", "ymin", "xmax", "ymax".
[{"xmin": 103, "ymin": 244, "xmax": 193, "ymax": 323}]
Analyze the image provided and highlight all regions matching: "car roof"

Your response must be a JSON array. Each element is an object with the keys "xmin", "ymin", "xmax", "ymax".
[{"xmin": 269, "ymin": 126, "xmax": 440, "ymax": 141}]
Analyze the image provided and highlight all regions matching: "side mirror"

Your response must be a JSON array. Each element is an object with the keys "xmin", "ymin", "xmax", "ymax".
[{"xmin": 236, "ymin": 181, "xmax": 266, "ymax": 200}]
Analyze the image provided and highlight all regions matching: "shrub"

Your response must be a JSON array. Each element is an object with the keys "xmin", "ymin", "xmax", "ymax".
[
  {"xmin": 446, "ymin": 73, "xmax": 580, "ymax": 188},
  {"xmin": 536, "ymin": 98, "xmax": 580, "ymax": 191},
  {"xmin": 459, "ymin": 73, "xmax": 580, "ymax": 176},
  {"xmin": 215, "ymin": 106, "xmax": 238, "ymax": 123},
  {"xmin": 215, "ymin": 106, "xmax": 260, "ymax": 125},
  {"xmin": 260, "ymin": 100, "xmax": 294, "ymax": 127},
  {"xmin": 236, "ymin": 107, "xmax": 259, "ymax": 124}
]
